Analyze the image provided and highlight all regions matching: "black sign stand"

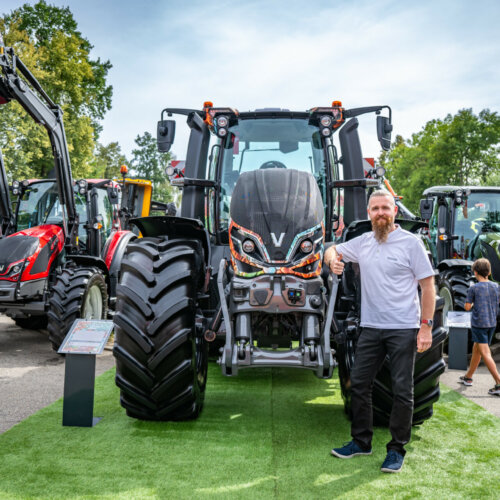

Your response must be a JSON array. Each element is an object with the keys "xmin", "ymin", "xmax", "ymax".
[
  {"xmin": 448, "ymin": 327, "xmax": 468, "ymax": 370},
  {"xmin": 63, "ymin": 354, "xmax": 101, "ymax": 427},
  {"xmin": 59, "ymin": 319, "xmax": 114, "ymax": 428}
]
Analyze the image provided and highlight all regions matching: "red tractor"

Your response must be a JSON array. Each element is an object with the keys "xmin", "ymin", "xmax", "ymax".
[{"xmin": 0, "ymin": 44, "xmax": 135, "ymax": 350}]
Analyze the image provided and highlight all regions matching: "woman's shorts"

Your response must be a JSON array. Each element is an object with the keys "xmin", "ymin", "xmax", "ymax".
[{"xmin": 471, "ymin": 326, "xmax": 495, "ymax": 344}]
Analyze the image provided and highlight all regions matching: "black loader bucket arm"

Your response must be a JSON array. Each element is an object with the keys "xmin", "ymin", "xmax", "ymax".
[
  {"xmin": 0, "ymin": 45, "xmax": 78, "ymax": 250},
  {"xmin": 0, "ymin": 148, "xmax": 14, "ymax": 236}
]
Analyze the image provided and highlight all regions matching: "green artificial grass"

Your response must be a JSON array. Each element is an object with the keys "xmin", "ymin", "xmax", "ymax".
[{"xmin": 1, "ymin": 364, "xmax": 499, "ymax": 499}]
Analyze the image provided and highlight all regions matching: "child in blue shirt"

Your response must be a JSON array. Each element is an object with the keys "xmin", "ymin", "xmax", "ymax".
[{"xmin": 459, "ymin": 258, "xmax": 500, "ymax": 396}]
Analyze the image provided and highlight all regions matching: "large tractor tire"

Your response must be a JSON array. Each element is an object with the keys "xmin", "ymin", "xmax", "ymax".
[
  {"xmin": 336, "ymin": 297, "xmax": 447, "ymax": 426},
  {"xmin": 14, "ymin": 315, "xmax": 48, "ymax": 330},
  {"xmin": 438, "ymin": 268, "xmax": 472, "ymax": 317},
  {"xmin": 47, "ymin": 266, "xmax": 108, "ymax": 351},
  {"xmin": 113, "ymin": 237, "xmax": 208, "ymax": 421}
]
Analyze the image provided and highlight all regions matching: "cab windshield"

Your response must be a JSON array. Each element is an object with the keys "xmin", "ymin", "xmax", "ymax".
[
  {"xmin": 16, "ymin": 181, "xmax": 62, "ymax": 230},
  {"xmin": 213, "ymin": 117, "xmax": 327, "ymax": 230},
  {"xmin": 454, "ymin": 191, "xmax": 500, "ymax": 255}
]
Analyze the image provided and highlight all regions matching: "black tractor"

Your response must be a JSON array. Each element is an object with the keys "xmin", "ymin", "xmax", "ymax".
[
  {"xmin": 419, "ymin": 186, "xmax": 500, "ymax": 339},
  {"xmin": 113, "ymin": 101, "xmax": 447, "ymax": 425}
]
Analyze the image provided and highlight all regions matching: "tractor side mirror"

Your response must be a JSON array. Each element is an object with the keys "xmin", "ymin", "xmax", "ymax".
[
  {"xmin": 419, "ymin": 198, "xmax": 434, "ymax": 220},
  {"xmin": 157, "ymin": 120, "xmax": 176, "ymax": 152},
  {"xmin": 377, "ymin": 116, "xmax": 393, "ymax": 151},
  {"xmin": 166, "ymin": 202, "xmax": 177, "ymax": 216},
  {"xmin": 107, "ymin": 186, "xmax": 119, "ymax": 204}
]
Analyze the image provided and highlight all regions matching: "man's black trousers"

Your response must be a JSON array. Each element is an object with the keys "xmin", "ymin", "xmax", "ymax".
[{"xmin": 350, "ymin": 327, "xmax": 418, "ymax": 456}]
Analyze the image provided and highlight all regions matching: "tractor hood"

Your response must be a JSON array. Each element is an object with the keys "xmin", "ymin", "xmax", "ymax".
[
  {"xmin": 230, "ymin": 169, "xmax": 324, "ymax": 262},
  {"xmin": 0, "ymin": 225, "xmax": 64, "ymax": 281}
]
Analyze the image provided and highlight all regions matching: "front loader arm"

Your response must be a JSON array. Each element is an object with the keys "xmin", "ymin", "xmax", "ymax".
[
  {"xmin": 0, "ymin": 148, "xmax": 14, "ymax": 236},
  {"xmin": 0, "ymin": 45, "xmax": 78, "ymax": 250}
]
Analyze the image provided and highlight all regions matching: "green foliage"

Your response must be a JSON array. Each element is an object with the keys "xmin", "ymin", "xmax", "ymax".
[
  {"xmin": 131, "ymin": 131, "xmax": 174, "ymax": 203},
  {"xmin": 90, "ymin": 141, "xmax": 128, "ymax": 179},
  {"xmin": 0, "ymin": 1, "xmax": 112, "ymax": 180},
  {"xmin": 380, "ymin": 109, "xmax": 500, "ymax": 211}
]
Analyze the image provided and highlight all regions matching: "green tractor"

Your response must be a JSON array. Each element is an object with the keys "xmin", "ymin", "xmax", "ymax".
[
  {"xmin": 419, "ymin": 186, "xmax": 500, "ymax": 336},
  {"xmin": 112, "ymin": 101, "xmax": 447, "ymax": 424}
]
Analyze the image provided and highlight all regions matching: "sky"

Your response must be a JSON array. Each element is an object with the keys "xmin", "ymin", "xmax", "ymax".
[{"xmin": 2, "ymin": 0, "xmax": 500, "ymax": 163}]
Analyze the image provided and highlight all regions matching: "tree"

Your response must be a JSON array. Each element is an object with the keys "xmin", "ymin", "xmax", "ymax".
[
  {"xmin": 90, "ymin": 142, "xmax": 128, "ymax": 179},
  {"xmin": 379, "ymin": 109, "xmax": 500, "ymax": 211},
  {"xmin": 0, "ymin": 1, "xmax": 113, "ymax": 180},
  {"xmin": 131, "ymin": 131, "xmax": 174, "ymax": 204}
]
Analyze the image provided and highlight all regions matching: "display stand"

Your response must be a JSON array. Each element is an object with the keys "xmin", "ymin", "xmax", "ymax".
[
  {"xmin": 446, "ymin": 312, "xmax": 471, "ymax": 371},
  {"xmin": 58, "ymin": 319, "xmax": 114, "ymax": 427}
]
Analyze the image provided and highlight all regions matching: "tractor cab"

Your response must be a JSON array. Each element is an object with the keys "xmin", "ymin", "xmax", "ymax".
[
  {"xmin": 206, "ymin": 110, "xmax": 334, "ymax": 243},
  {"xmin": 13, "ymin": 178, "xmax": 121, "ymax": 255},
  {"xmin": 421, "ymin": 186, "xmax": 500, "ymax": 265}
]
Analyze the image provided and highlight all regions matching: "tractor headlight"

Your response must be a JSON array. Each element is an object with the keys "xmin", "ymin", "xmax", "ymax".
[
  {"xmin": 242, "ymin": 239, "xmax": 255, "ymax": 253},
  {"xmin": 300, "ymin": 239, "xmax": 313, "ymax": 254}
]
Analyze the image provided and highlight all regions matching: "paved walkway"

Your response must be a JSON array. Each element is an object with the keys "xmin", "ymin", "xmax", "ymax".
[
  {"xmin": 438, "ymin": 346, "xmax": 500, "ymax": 418},
  {"xmin": 0, "ymin": 315, "xmax": 115, "ymax": 434}
]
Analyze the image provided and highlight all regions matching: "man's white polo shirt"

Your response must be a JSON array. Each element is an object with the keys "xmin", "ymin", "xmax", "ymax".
[{"xmin": 335, "ymin": 225, "xmax": 434, "ymax": 329}]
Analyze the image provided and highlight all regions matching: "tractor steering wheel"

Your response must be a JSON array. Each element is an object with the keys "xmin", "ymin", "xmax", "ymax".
[{"xmin": 259, "ymin": 161, "xmax": 287, "ymax": 169}]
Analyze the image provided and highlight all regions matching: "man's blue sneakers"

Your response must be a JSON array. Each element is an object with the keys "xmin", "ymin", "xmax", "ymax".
[
  {"xmin": 380, "ymin": 450, "xmax": 404, "ymax": 473},
  {"xmin": 330, "ymin": 441, "xmax": 372, "ymax": 459}
]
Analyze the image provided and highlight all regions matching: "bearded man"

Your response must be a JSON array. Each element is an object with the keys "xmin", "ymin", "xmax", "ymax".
[{"xmin": 324, "ymin": 190, "xmax": 435, "ymax": 473}]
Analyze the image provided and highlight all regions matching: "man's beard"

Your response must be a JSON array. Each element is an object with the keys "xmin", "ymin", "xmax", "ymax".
[{"xmin": 371, "ymin": 215, "xmax": 394, "ymax": 243}]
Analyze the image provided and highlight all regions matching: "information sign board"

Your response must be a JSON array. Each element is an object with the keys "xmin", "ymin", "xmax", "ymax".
[
  {"xmin": 58, "ymin": 319, "xmax": 114, "ymax": 355},
  {"xmin": 446, "ymin": 311, "xmax": 471, "ymax": 329}
]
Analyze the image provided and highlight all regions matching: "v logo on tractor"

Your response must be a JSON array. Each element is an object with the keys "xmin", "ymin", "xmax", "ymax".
[{"xmin": 270, "ymin": 232, "xmax": 285, "ymax": 247}]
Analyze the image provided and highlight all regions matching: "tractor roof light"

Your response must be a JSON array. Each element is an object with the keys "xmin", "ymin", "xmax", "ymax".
[
  {"xmin": 375, "ymin": 166, "xmax": 386, "ymax": 178},
  {"xmin": 77, "ymin": 179, "xmax": 88, "ymax": 195},
  {"xmin": 320, "ymin": 115, "xmax": 332, "ymax": 127},
  {"xmin": 120, "ymin": 164, "xmax": 128, "ymax": 175},
  {"xmin": 12, "ymin": 180, "xmax": 19, "ymax": 188},
  {"xmin": 165, "ymin": 164, "xmax": 175, "ymax": 177},
  {"xmin": 216, "ymin": 115, "xmax": 229, "ymax": 138},
  {"xmin": 321, "ymin": 127, "xmax": 332, "ymax": 137},
  {"xmin": 217, "ymin": 115, "xmax": 229, "ymax": 128}
]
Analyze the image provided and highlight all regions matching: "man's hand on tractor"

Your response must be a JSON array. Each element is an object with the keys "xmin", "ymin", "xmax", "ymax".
[{"xmin": 325, "ymin": 247, "xmax": 344, "ymax": 275}]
